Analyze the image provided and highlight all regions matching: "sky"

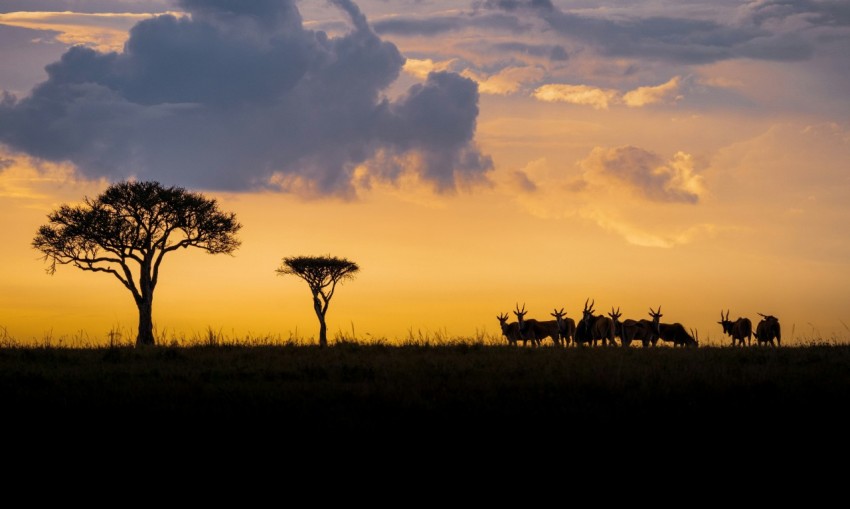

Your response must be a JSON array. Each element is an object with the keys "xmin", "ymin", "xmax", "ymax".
[{"xmin": 1, "ymin": 0, "xmax": 849, "ymax": 346}]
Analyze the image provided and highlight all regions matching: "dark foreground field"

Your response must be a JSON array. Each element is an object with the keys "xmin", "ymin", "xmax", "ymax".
[{"xmin": 3, "ymin": 343, "xmax": 849, "ymax": 439}]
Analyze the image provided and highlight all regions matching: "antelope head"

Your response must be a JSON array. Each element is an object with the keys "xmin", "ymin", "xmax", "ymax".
[
  {"xmin": 497, "ymin": 312, "xmax": 509, "ymax": 325},
  {"xmin": 649, "ymin": 306, "xmax": 663, "ymax": 333},
  {"xmin": 551, "ymin": 307, "xmax": 565, "ymax": 323},
  {"xmin": 608, "ymin": 307, "xmax": 621, "ymax": 323},
  {"xmin": 514, "ymin": 303, "xmax": 528, "ymax": 326},
  {"xmin": 582, "ymin": 298, "xmax": 596, "ymax": 320},
  {"xmin": 690, "ymin": 328, "xmax": 700, "ymax": 347}
]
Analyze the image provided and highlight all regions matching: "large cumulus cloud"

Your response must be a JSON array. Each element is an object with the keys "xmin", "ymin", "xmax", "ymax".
[{"xmin": 0, "ymin": 0, "xmax": 492, "ymax": 196}]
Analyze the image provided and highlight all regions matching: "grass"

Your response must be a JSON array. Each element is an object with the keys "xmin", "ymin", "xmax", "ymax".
[
  {"xmin": 2, "ymin": 334, "xmax": 848, "ymax": 440},
  {"xmin": 3, "ymin": 322, "xmax": 848, "ymax": 447}
]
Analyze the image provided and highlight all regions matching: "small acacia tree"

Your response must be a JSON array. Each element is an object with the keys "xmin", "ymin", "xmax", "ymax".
[
  {"xmin": 276, "ymin": 255, "xmax": 360, "ymax": 347},
  {"xmin": 32, "ymin": 180, "xmax": 242, "ymax": 346}
]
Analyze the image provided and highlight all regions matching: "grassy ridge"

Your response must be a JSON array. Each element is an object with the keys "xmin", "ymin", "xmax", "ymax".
[{"xmin": 2, "ymin": 343, "xmax": 848, "ymax": 439}]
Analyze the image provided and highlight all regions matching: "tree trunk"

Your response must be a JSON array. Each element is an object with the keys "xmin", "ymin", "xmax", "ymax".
[
  {"xmin": 318, "ymin": 317, "xmax": 328, "ymax": 348},
  {"xmin": 136, "ymin": 298, "xmax": 155, "ymax": 346},
  {"xmin": 313, "ymin": 294, "xmax": 327, "ymax": 348}
]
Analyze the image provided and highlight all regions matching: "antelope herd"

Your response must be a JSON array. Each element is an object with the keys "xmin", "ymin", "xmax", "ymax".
[{"xmin": 497, "ymin": 300, "xmax": 782, "ymax": 348}]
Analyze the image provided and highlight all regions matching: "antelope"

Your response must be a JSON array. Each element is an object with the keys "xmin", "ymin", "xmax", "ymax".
[
  {"xmin": 690, "ymin": 328, "xmax": 700, "ymax": 347},
  {"xmin": 616, "ymin": 306, "xmax": 662, "ymax": 347},
  {"xmin": 657, "ymin": 321, "xmax": 699, "ymax": 347},
  {"xmin": 513, "ymin": 303, "xmax": 560, "ymax": 347},
  {"xmin": 608, "ymin": 307, "xmax": 624, "ymax": 344},
  {"xmin": 754, "ymin": 313, "xmax": 781, "ymax": 347},
  {"xmin": 718, "ymin": 310, "xmax": 752, "ymax": 347},
  {"xmin": 497, "ymin": 312, "xmax": 524, "ymax": 346},
  {"xmin": 575, "ymin": 299, "xmax": 616, "ymax": 346},
  {"xmin": 551, "ymin": 308, "xmax": 576, "ymax": 347}
]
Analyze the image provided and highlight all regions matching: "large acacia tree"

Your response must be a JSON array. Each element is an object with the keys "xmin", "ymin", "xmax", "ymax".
[
  {"xmin": 276, "ymin": 255, "xmax": 360, "ymax": 348},
  {"xmin": 33, "ymin": 180, "xmax": 242, "ymax": 346}
]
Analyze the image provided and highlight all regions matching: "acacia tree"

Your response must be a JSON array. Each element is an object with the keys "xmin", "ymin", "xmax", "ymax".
[
  {"xmin": 32, "ymin": 180, "xmax": 242, "ymax": 346},
  {"xmin": 276, "ymin": 255, "xmax": 360, "ymax": 347}
]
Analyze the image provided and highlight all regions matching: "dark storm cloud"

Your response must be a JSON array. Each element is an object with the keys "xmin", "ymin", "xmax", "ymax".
[
  {"xmin": 371, "ymin": 11, "xmax": 526, "ymax": 36},
  {"xmin": 478, "ymin": 0, "xmax": 828, "ymax": 64},
  {"xmin": 0, "ymin": 0, "xmax": 492, "ymax": 195},
  {"xmin": 370, "ymin": 71, "xmax": 492, "ymax": 191},
  {"xmin": 745, "ymin": 0, "xmax": 850, "ymax": 27},
  {"xmin": 489, "ymin": 41, "xmax": 568, "ymax": 61}
]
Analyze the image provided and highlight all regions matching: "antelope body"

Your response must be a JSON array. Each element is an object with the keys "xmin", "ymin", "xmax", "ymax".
[
  {"xmin": 497, "ymin": 312, "xmax": 527, "ymax": 346},
  {"xmin": 754, "ymin": 313, "xmax": 781, "ymax": 347},
  {"xmin": 718, "ymin": 310, "xmax": 752, "ymax": 346},
  {"xmin": 576, "ymin": 299, "xmax": 616, "ymax": 346},
  {"xmin": 612, "ymin": 307, "xmax": 662, "ymax": 347},
  {"xmin": 514, "ymin": 303, "xmax": 560, "ymax": 347},
  {"xmin": 657, "ymin": 322, "xmax": 699, "ymax": 347},
  {"xmin": 551, "ymin": 308, "xmax": 576, "ymax": 347}
]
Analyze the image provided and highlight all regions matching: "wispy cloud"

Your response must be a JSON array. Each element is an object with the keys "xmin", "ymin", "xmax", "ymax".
[
  {"xmin": 0, "ymin": 11, "xmax": 169, "ymax": 52},
  {"xmin": 463, "ymin": 65, "xmax": 546, "ymax": 95},
  {"xmin": 622, "ymin": 76, "xmax": 682, "ymax": 106},
  {"xmin": 579, "ymin": 146, "xmax": 705, "ymax": 204},
  {"xmin": 532, "ymin": 76, "xmax": 682, "ymax": 108},
  {"xmin": 580, "ymin": 208, "xmax": 720, "ymax": 248},
  {"xmin": 532, "ymin": 83, "xmax": 619, "ymax": 109}
]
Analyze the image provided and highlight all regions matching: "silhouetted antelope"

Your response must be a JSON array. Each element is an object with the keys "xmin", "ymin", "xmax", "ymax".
[
  {"xmin": 617, "ymin": 306, "xmax": 663, "ymax": 347},
  {"xmin": 575, "ymin": 299, "xmax": 616, "ymax": 346},
  {"xmin": 608, "ymin": 307, "xmax": 624, "ymax": 344},
  {"xmin": 497, "ymin": 312, "xmax": 524, "ymax": 346},
  {"xmin": 690, "ymin": 328, "xmax": 700, "ymax": 347},
  {"xmin": 718, "ymin": 310, "xmax": 752, "ymax": 346},
  {"xmin": 658, "ymin": 321, "xmax": 699, "ymax": 347},
  {"xmin": 513, "ymin": 303, "xmax": 560, "ymax": 347},
  {"xmin": 754, "ymin": 313, "xmax": 781, "ymax": 347},
  {"xmin": 551, "ymin": 308, "xmax": 576, "ymax": 347}
]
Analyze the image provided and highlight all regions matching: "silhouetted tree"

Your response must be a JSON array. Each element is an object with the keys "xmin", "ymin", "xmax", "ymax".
[
  {"xmin": 276, "ymin": 255, "xmax": 360, "ymax": 347},
  {"xmin": 32, "ymin": 180, "xmax": 242, "ymax": 346}
]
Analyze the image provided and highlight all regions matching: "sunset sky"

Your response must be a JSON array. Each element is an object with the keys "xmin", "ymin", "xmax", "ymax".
[{"xmin": 1, "ymin": 0, "xmax": 849, "ymax": 346}]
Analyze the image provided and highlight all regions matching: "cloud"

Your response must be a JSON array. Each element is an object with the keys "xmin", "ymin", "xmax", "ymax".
[
  {"xmin": 371, "ymin": 11, "xmax": 527, "ymax": 37},
  {"xmin": 510, "ymin": 170, "xmax": 537, "ymax": 192},
  {"xmin": 533, "ymin": 76, "xmax": 683, "ymax": 108},
  {"xmin": 480, "ymin": 0, "xmax": 828, "ymax": 64},
  {"xmin": 0, "ymin": 0, "xmax": 492, "ymax": 197},
  {"xmin": 579, "ymin": 146, "xmax": 705, "ymax": 203},
  {"xmin": 581, "ymin": 208, "xmax": 720, "ymax": 248},
  {"xmin": 622, "ymin": 76, "xmax": 681, "ymax": 106},
  {"xmin": 0, "ymin": 146, "xmax": 90, "ymax": 201},
  {"xmin": 463, "ymin": 65, "xmax": 546, "ymax": 95},
  {"xmin": 403, "ymin": 58, "xmax": 459, "ymax": 79},
  {"xmin": 454, "ymin": 40, "xmax": 568, "ymax": 63},
  {"xmin": 0, "ymin": 11, "xmax": 166, "ymax": 52},
  {"xmin": 532, "ymin": 83, "xmax": 619, "ymax": 109}
]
